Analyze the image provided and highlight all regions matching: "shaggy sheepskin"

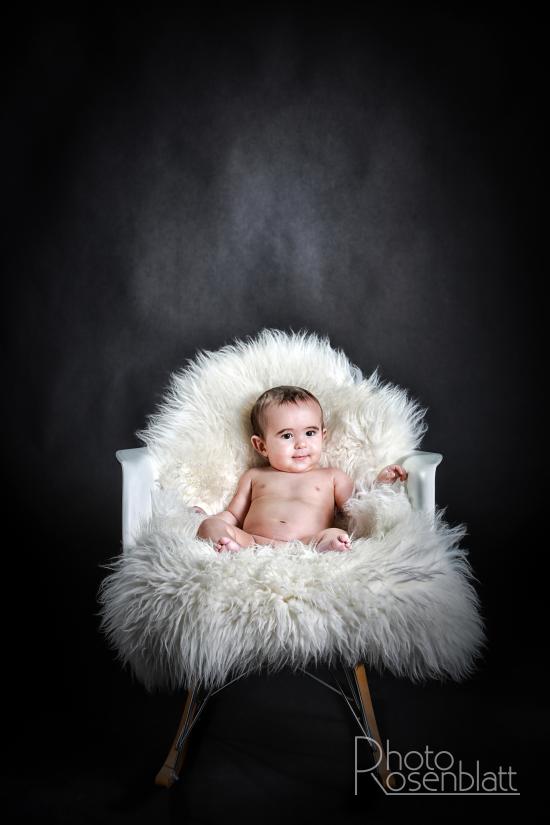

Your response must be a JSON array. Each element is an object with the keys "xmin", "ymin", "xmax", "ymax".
[{"xmin": 99, "ymin": 329, "xmax": 484, "ymax": 690}]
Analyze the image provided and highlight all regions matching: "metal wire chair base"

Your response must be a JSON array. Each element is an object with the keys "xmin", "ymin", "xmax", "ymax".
[{"xmin": 155, "ymin": 663, "xmax": 392, "ymax": 790}]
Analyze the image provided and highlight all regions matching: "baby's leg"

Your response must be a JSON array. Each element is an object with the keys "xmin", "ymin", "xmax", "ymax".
[
  {"xmin": 312, "ymin": 527, "xmax": 352, "ymax": 553},
  {"xmin": 197, "ymin": 516, "xmax": 256, "ymax": 553}
]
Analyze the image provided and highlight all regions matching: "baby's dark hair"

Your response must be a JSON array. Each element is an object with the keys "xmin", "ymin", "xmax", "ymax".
[{"xmin": 250, "ymin": 386, "xmax": 324, "ymax": 439}]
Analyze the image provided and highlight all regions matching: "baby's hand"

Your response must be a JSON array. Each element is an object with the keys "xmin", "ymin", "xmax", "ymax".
[{"xmin": 375, "ymin": 464, "xmax": 408, "ymax": 484}]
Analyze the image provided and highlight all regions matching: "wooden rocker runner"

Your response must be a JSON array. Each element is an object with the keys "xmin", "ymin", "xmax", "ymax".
[{"xmin": 155, "ymin": 662, "xmax": 394, "ymax": 792}]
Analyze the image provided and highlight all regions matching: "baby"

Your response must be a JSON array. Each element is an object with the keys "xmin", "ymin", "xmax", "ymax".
[{"xmin": 197, "ymin": 386, "xmax": 407, "ymax": 553}]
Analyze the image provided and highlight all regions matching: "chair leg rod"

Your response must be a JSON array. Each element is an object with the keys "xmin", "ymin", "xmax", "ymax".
[
  {"xmin": 155, "ymin": 673, "xmax": 244, "ymax": 790},
  {"xmin": 175, "ymin": 688, "xmax": 213, "ymax": 750},
  {"xmin": 155, "ymin": 683, "xmax": 202, "ymax": 789},
  {"xmin": 332, "ymin": 672, "xmax": 371, "ymax": 740},
  {"xmin": 298, "ymin": 666, "xmax": 354, "ymax": 701},
  {"xmin": 344, "ymin": 664, "xmax": 362, "ymax": 713},
  {"xmin": 353, "ymin": 664, "xmax": 394, "ymax": 791}
]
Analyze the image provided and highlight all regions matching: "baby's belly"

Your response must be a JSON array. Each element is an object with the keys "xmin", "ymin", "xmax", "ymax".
[{"xmin": 243, "ymin": 498, "xmax": 333, "ymax": 542}]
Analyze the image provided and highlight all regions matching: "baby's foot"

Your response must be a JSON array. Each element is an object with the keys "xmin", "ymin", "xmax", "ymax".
[
  {"xmin": 214, "ymin": 536, "xmax": 242, "ymax": 553},
  {"xmin": 315, "ymin": 531, "xmax": 352, "ymax": 553}
]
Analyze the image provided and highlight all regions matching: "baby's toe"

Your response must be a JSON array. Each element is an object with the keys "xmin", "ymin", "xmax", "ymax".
[
  {"xmin": 215, "ymin": 536, "xmax": 230, "ymax": 552},
  {"xmin": 217, "ymin": 536, "xmax": 241, "ymax": 553}
]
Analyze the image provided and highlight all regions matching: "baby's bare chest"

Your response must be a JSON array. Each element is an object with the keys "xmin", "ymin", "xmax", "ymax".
[
  {"xmin": 251, "ymin": 472, "xmax": 334, "ymax": 505},
  {"xmin": 243, "ymin": 470, "xmax": 337, "ymax": 537}
]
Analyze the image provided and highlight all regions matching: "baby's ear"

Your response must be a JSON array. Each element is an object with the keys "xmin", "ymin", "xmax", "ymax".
[{"xmin": 251, "ymin": 434, "xmax": 267, "ymax": 456}]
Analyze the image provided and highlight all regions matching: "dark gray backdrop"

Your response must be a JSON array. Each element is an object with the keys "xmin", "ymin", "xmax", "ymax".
[{"xmin": 4, "ymin": 5, "xmax": 538, "ymax": 823}]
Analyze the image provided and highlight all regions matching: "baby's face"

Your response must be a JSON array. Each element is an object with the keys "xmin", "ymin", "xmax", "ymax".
[{"xmin": 251, "ymin": 399, "xmax": 326, "ymax": 473}]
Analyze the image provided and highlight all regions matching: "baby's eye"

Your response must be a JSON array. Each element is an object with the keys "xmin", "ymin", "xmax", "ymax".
[
  {"xmin": 281, "ymin": 432, "xmax": 293, "ymax": 440},
  {"xmin": 306, "ymin": 430, "xmax": 317, "ymax": 437}
]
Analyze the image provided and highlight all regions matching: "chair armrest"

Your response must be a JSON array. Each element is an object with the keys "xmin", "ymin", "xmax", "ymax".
[
  {"xmin": 116, "ymin": 447, "xmax": 158, "ymax": 550},
  {"xmin": 397, "ymin": 450, "xmax": 443, "ymax": 516}
]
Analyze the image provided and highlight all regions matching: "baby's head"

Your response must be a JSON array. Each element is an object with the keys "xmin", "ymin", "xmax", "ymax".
[{"xmin": 250, "ymin": 386, "xmax": 327, "ymax": 473}]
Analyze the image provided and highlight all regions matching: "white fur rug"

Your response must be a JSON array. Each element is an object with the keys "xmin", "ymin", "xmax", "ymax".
[{"xmin": 99, "ymin": 329, "xmax": 484, "ymax": 690}]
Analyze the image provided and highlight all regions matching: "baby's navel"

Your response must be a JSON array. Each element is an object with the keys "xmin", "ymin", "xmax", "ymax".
[
  {"xmin": 280, "ymin": 520, "xmax": 286, "ymax": 524},
  {"xmin": 315, "ymin": 486, "xmax": 320, "ymax": 491}
]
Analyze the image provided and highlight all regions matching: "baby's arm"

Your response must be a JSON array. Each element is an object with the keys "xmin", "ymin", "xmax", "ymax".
[
  {"xmin": 333, "ymin": 468, "xmax": 355, "ymax": 513},
  {"xmin": 214, "ymin": 468, "xmax": 254, "ymax": 528}
]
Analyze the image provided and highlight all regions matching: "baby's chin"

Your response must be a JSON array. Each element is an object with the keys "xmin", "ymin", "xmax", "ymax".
[{"xmin": 271, "ymin": 459, "xmax": 321, "ymax": 473}]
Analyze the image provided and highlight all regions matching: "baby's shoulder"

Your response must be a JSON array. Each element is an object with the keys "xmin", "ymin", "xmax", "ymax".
[
  {"xmin": 323, "ymin": 465, "xmax": 351, "ymax": 480},
  {"xmin": 247, "ymin": 464, "xmax": 271, "ymax": 474},
  {"xmin": 323, "ymin": 467, "xmax": 354, "ymax": 491},
  {"xmin": 243, "ymin": 465, "xmax": 270, "ymax": 482}
]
